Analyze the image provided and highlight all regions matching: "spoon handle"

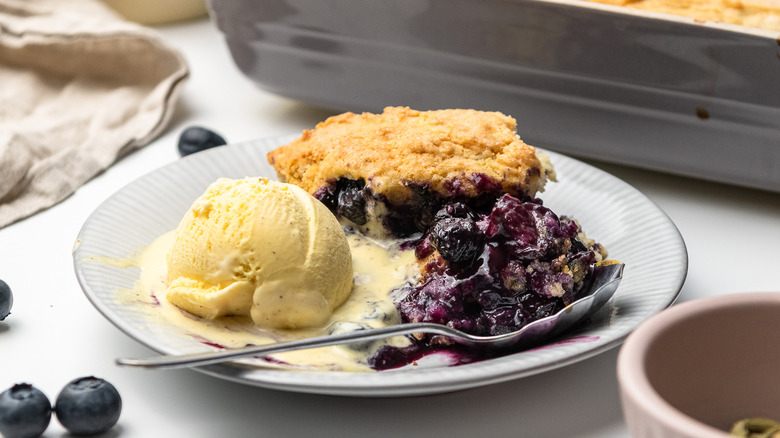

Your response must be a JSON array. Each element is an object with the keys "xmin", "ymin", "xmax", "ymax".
[{"xmin": 115, "ymin": 323, "xmax": 464, "ymax": 370}]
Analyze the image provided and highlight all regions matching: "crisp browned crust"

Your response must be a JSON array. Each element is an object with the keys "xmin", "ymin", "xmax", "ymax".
[
  {"xmin": 586, "ymin": 0, "xmax": 780, "ymax": 32},
  {"xmin": 267, "ymin": 107, "xmax": 553, "ymax": 204}
]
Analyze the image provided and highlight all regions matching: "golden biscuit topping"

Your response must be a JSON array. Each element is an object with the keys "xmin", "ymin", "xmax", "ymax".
[
  {"xmin": 267, "ymin": 107, "xmax": 554, "ymax": 205},
  {"xmin": 587, "ymin": 0, "xmax": 780, "ymax": 31}
]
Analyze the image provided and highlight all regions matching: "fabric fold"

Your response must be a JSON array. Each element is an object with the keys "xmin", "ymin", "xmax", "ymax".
[{"xmin": 0, "ymin": 0, "xmax": 189, "ymax": 228}]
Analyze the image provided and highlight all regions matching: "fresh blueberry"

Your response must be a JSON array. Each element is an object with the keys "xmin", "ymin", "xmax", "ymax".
[
  {"xmin": 177, "ymin": 126, "xmax": 227, "ymax": 157},
  {"xmin": 0, "ymin": 279, "xmax": 12, "ymax": 321},
  {"xmin": 336, "ymin": 178, "xmax": 367, "ymax": 225},
  {"xmin": 430, "ymin": 217, "xmax": 484, "ymax": 264},
  {"xmin": 54, "ymin": 376, "xmax": 121, "ymax": 436},
  {"xmin": 0, "ymin": 383, "xmax": 52, "ymax": 438}
]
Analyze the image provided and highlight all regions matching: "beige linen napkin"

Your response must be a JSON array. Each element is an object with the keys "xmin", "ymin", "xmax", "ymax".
[{"xmin": 0, "ymin": 0, "xmax": 189, "ymax": 228}]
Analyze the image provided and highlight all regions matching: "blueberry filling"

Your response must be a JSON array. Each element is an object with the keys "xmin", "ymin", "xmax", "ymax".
[
  {"xmin": 314, "ymin": 175, "xmax": 513, "ymax": 237},
  {"xmin": 316, "ymin": 177, "xmax": 603, "ymax": 370},
  {"xmin": 400, "ymin": 194, "xmax": 598, "ymax": 339}
]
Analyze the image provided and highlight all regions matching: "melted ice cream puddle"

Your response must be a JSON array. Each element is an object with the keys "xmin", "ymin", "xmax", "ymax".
[{"xmin": 120, "ymin": 230, "xmax": 418, "ymax": 372}]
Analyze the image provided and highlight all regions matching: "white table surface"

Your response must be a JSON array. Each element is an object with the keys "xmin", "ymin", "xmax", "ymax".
[{"xmin": 2, "ymin": 17, "xmax": 779, "ymax": 438}]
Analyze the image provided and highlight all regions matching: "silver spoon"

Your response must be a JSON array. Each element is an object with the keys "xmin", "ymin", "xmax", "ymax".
[{"xmin": 117, "ymin": 262, "xmax": 623, "ymax": 370}]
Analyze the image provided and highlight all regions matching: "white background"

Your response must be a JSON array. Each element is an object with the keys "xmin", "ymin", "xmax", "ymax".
[{"xmin": 1, "ymin": 16, "xmax": 779, "ymax": 438}]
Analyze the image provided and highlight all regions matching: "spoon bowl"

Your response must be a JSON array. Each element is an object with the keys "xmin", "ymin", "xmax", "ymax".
[{"xmin": 117, "ymin": 262, "xmax": 624, "ymax": 370}]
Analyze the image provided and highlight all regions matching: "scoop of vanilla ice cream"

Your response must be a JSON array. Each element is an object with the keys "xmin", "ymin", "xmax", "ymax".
[{"xmin": 166, "ymin": 177, "xmax": 353, "ymax": 329}]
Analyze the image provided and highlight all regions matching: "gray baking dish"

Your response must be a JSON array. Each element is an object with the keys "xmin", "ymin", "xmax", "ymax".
[{"xmin": 208, "ymin": 0, "xmax": 780, "ymax": 192}]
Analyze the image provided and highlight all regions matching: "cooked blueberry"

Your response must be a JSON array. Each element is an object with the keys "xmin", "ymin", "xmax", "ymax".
[
  {"xmin": 534, "ymin": 301, "xmax": 561, "ymax": 319},
  {"xmin": 336, "ymin": 179, "xmax": 367, "ymax": 225},
  {"xmin": 430, "ymin": 217, "xmax": 484, "ymax": 264},
  {"xmin": 470, "ymin": 173, "xmax": 503, "ymax": 194},
  {"xmin": 369, "ymin": 345, "xmax": 412, "ymax": 370},
  {"xmin": 407, "ymin": 185, "xmax": 441, "ymax": 232},
  {"xmin": 0, "ymin": 383, "xmax": 52, "ymax": 438},
  {"xmin": 570, "ymin": 237, "xmax": 589, "ymax": 253},
  {"xmin": 313, "ymin": 184, "xmax": 338, "ymax": 211},
  {"xmin": 177, "ymin": 126, "xmax": 227, "ymax": 157},
  {"xmin": 414, "ymin": 235, "xmax": 436, "ymax": 259},
  {"xmin": 433, "ymin": 202, "xmax": 477, "ymax": 222},
  {"xmin": 0, "ymin": 279, "xmax": 12, "ymax": 321},
  {"xmin": 54, "ymin": 376, "xmax": 121, "ymax": 436}
]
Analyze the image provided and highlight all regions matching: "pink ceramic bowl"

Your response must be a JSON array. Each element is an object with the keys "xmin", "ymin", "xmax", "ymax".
[{"xmin": 618, "ymin": 292, "xmax": 780, "ymax": 438}]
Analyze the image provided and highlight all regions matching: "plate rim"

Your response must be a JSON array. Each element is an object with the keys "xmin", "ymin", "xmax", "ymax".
[{"xmin": 73, "ymin": 134, "xmax": 688, "ymax": 397}]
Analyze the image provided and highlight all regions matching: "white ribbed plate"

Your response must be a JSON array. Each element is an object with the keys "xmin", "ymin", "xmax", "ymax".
[{"xmin": 73, "ymin": 135, "xmax": 687, "ymax": 397}]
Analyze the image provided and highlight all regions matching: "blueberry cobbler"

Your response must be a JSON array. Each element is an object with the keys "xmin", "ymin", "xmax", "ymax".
[{"xmin": 267, "ymin": 107, "xmax": 608, "ymax": 369}]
